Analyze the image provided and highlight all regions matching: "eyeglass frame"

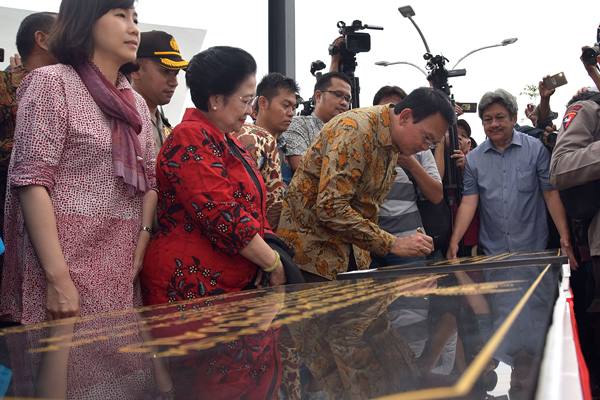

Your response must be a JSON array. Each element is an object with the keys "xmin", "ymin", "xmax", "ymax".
[
  {"xmin": 321, "ymin": 90, "xmax": 352, "ymax": 103},
  {"xmin": 237, "ymin": 95, "xmax": 258, "ymax": 109},
  {"xmin": 422, "ymin": 133, "xmax": 438, "ymax": 150}
]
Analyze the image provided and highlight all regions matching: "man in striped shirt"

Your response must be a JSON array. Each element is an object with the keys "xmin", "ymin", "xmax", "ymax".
[{"xmin": 372, "ymin": 86, "xmax": 443, "ymax": 267}]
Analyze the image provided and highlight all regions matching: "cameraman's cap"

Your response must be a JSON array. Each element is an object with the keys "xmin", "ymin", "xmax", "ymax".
[{"xmin": 137, "ymin": 30, "xmax": 188, "ymax": 70}]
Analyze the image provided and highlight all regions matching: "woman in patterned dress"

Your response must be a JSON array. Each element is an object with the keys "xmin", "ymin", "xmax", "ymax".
[
  {"xmin": 0, "ymin": 0, "xmax": 157, "ymax": 325},
  {"xmin": 140, "ymin": 46, "xmax": 286, "ymax": 307}
]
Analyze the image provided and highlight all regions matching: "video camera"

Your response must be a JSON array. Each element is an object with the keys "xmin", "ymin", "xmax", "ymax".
[
  {"xmin": 580, "ymin": 24, "xmax": 600, "ymax": 66},
  {"xmin": 298, "ymin": 60, "xmax": 326, "ymax": 116},
  {"xmin": 424, "ymin": 53, "xmax": 466, "ymax": 96},
  {"xmin": 328, "ymin": 20, "xmax": 382, "ymax": 56},
  {"xmin": 329, "ymin": 20, "xmax": 382, "ymax": 109}
]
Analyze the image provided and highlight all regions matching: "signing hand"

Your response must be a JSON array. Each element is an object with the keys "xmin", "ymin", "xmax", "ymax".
[{"xmin": 390, "ymin": 232, "xmax": 434, "ymax": 258}]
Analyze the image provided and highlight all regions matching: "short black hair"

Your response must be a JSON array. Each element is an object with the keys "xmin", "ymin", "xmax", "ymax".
[
  {"xmin": 15, "ymin": 12, "xmax": 56, "ymax": 61},
  {"xmin": 186, "ymin": 46, "xmax": 257, "ymax": 112},
  {"xmin": 456, "ymin": 119, "xmax": 471, "ymax": 137},
  {"xmin": 256, "ymin": 72, "xmax": 299, "ymax": 111},
  {"xmin": 372, "ymin": 85, "xmax": 407, "ymax": 106},
  {"xmin": 394, "ymin": 87, "xmax": 455, "ymax": 125},
  {"xmin": 314, "ymin": 71, "xmax": 352, "ymax": 94},
  {"xmin": 49, "ymin": 0, "xmax": 135, "ymax": 66},
  {"xmin": 470, "ymin": 137, "xmax": 478, "ymax": 149}
]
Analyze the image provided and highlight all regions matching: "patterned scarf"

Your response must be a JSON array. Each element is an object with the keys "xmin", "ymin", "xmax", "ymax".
[{"xmin": 75, "ymin": 62, "xmax": 148, "ymax": 195}]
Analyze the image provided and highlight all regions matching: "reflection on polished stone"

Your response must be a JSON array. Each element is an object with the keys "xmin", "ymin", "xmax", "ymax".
[{"xmin": 0, "ymin": 257, "xmax": 560, "ymax": 399}]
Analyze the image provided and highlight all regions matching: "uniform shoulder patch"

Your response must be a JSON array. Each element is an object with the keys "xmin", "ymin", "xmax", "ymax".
[{"xmin": 562, "ymin": 105, "xmax": 582, "ymax": 129}]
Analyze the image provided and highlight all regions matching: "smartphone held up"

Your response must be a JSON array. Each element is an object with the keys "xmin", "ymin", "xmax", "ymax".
[{"xmin": 543, "ymin": 72, "xmax": 568, "ymax": 91}]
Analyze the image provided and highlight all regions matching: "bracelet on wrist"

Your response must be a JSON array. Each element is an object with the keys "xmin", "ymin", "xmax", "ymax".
[
  {"xmin": 263, "ymin": 251, "xmax": 281, "ymax": 273},
  {"xmin": 140, "ymin": 225, "xmax": 153, "ymax": 234}
]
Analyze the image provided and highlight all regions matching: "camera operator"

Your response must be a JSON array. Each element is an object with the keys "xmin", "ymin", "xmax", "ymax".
[{"xmin": 278, "ymin": 72, "xmax": 351, "ymax": 183}]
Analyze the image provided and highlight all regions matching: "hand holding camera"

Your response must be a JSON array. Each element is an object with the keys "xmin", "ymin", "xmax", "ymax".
[{"xmin": 579, "ymin": 24, "xmax": 600, "ymax": 91}]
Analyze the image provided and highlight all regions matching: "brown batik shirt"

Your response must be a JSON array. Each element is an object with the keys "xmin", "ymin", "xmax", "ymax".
[
  {"xmin": 231, "ymin": 123, "xmax": 286, "ymax": 230},
  {"xmin": 277, "ymin": 105, "xmax": 400, "ymax": 280}
]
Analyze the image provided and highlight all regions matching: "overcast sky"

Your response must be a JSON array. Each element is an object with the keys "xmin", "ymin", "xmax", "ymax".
[{"xmin": 1, "ymin": 0, "xmax": 599, "ymax": 144}]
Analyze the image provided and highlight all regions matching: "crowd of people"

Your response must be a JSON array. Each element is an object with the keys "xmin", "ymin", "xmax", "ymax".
[{"xmin": 1, "ymin": 0, "xmax": 600, "ymax": 396}]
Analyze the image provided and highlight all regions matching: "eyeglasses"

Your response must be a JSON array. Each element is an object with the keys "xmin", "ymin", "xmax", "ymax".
[
  {"xmin": 238, "ymin": 95, "xmax": 258, "ymax": 109},
  {"xmin": 322, "ymin": 90, "xmax": 352, "ymax": 103},
  {"xmin": 422, "ymin": 133, "xmax": 437, "ymax": 150},
  {"xmin": 482, "ymin": 114, "xmax": 509, "ymax": 126}
]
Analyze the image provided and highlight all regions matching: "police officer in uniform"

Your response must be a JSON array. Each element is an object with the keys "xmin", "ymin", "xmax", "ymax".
[
  {"xmin": 131, "ymin": 30, "xmax": 189, "ymax": 153},
  {"xmin": 551, "ymin": 88, "xmax": 600, "ymax": 286}
]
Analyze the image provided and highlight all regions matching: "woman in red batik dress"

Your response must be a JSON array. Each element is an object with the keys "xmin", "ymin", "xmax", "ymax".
[
  {"xmin": 140, "ymin": 47, "xmax": 285, "ymax": 400},
  {"xmin": 141, "ymin": 46, "xmax": 286, "ymax": 306}
]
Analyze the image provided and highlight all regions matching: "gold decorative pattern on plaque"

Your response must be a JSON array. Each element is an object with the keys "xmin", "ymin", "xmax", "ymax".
[
  {"xmin": 13, "ymin": 276, "xmax": 524, "ymax": 358},
  {"xmin": 429, "ymin": 249, "xmax": 561, "ymax": 266}
]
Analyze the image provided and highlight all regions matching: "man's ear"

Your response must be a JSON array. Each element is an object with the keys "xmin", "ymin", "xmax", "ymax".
[
  {"xmin": 313, "ymin": 90, "xmax": 322, "ymax": 104},
  {"xmin": 130, "ymin": 59, "xmax": 145, "ymax": 81},
  {"xmin": 35, "ymin": 31, "xmax": 50, "ymax": 51},
  {"xmin": 397, "ymin": 108, "xmax": 413, "ymax": 126},
  {"xmin": 258, "ymin": 95, "xmax": 269, "ymax": 111}
]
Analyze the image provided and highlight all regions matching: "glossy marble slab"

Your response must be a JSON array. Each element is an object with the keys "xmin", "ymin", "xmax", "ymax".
[{"xmin": 0, "ymin": 257, "xmax": 561, "ymax": 399}]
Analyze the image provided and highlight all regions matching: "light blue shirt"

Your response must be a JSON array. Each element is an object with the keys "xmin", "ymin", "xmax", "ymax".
[{"xmin": 463, "ymin": 130, "xmax": 554, "ymax": 255}]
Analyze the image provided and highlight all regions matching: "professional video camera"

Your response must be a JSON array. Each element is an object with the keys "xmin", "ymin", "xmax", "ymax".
[
  {"xmin": 329, "ymin": 20, "xmax": 383, "ymax": 108},
  {"xmin": 298, "ymin": 60, "xmax": 326, "ymax": 116},
  {"xmin": 424, "ymin": 53, "xmax": 466, "ymax": 96},
  {"xmin": 329, "ymin": 20, "xmax": 380, "ymax": 57},
  {"xmin": 580, "ymin": 24, "xmax": 600, "ymax": 66}
]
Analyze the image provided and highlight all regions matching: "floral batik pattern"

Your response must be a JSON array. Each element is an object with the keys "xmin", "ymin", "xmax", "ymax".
[
  {"xmin": 277, "ymin": 105, "xmax": 399, "ymax": 280},
  {"xmin": 232, "ymin": 123, "xmax": 286, "ymax": 230},
  {"xmin": 141, "ymin": 108, "xmax": 269, "ymax": 306}
]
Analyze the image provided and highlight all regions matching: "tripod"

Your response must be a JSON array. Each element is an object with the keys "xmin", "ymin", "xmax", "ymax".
[
  {"xmin": 338, "ymin": 52, "xmax": 361, "ymax": 109},
  {"xmin": 426, "ymin": 54, "xmax": 466, "ymax": 208}
]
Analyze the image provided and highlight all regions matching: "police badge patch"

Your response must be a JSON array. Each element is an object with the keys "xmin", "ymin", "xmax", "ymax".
[{"xmin": 562, "ymin": 104, "xmax": 582, "ymax": 130}]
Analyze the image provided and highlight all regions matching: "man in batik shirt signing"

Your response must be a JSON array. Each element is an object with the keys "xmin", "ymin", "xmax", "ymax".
[{"xmin": 277, "ymin": 87, "xmax": 455, "ymax": 281}]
